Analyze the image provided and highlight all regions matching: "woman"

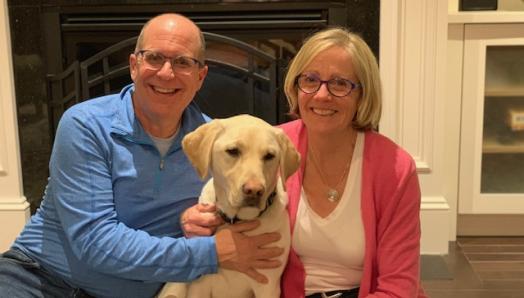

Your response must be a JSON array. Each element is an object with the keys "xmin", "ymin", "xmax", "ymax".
[{"xmin": 279, "ymin": 27, "xmax": 427, "ymax": 298}]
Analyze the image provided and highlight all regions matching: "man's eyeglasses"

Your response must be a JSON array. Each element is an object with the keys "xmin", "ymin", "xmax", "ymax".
[
  {"xmin": 295, "ymin": 73, "xmax": 360, "ymax": 97},
  {"xmin": 136, "ymin": 50, "xmax": 203, "ymax": 74}
]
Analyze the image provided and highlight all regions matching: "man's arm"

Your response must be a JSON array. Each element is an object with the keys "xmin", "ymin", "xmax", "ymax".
[{"xmin": 51, "ymin": 108, "xmax": 217, "ymax": 282}]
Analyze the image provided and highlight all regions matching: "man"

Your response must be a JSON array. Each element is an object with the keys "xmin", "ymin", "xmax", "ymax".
[{"xmin": 0, "ymin": 13, "xmax": 282, "ymax": 298}]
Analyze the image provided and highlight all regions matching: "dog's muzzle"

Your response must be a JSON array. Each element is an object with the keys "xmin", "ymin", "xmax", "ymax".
[{"xmin": 218, "ymin": 190, "xmax": 277, "ymax": 224}]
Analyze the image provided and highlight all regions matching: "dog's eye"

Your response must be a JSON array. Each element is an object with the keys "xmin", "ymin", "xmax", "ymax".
[
  {"xmin": 263, "ymin": 153, "xmax": 275, "ymax": 161},
  {"xmin": 226, "ymin": 148, "xmax": 240, "ymax": 157}
]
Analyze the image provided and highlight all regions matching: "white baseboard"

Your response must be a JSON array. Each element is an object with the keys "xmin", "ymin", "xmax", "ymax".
[
  {"xmin": 0, "ymin": 197, "xmax": 30, "ymax": 252},
  {"xmin": 421, "ymin": 196, "xmax": 451, "ymax": 255}
]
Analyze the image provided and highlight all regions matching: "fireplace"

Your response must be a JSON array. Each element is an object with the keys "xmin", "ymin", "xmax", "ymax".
[{"xmin": 8, "ymin": 0, "xmax": 379, "ymax": 212}]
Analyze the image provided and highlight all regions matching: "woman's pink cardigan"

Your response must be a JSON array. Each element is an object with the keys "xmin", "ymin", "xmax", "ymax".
[{"xmin": 279, "ymin": 120, "xmax": 427, "ymax": 298}]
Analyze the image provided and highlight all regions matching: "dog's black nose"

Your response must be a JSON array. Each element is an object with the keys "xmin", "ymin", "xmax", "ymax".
[{"xmin": 242, "ymin": 180, "xmax": 265, "ymax": 198}]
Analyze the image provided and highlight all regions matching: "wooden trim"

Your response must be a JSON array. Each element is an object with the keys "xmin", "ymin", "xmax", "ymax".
[
  {"xmin": 458, "ymin": 214, "xmax": 524, "ymax": 236},
  {"xmin": 0, "ymin": 0, "xmax": 30, "ymax": 252}
]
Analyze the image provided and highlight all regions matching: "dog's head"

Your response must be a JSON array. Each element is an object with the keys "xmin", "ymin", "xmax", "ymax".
[{"xmin": 182, "ymin": 114, "xmax": 300, "ymax": 220}]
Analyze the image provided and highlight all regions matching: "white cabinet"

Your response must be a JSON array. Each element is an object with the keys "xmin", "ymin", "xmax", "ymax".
[{"xmin": 459, "ymin": 23, "xmax": 524, "ymax": 214}]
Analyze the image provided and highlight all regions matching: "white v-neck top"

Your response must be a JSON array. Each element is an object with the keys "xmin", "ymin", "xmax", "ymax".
[{"xmin": 293, "ymin": 132, "xmax": 364, "ymax": 294}]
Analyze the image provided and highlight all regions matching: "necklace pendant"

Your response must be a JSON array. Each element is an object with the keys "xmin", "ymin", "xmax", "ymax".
[{"xmin": 327, "ymin": 189, "xmax": 339, "ymax": 202}]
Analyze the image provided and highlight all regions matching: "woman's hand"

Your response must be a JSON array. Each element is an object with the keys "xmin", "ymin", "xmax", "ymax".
[{"xmin": 181, "ymin": 204, "xmax": 283, "ymax": 283}]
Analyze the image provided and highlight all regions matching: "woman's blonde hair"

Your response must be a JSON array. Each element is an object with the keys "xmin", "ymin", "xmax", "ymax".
[{"xmin": 284, "ymin": 27, "xmax": 382, "ymax": 131}]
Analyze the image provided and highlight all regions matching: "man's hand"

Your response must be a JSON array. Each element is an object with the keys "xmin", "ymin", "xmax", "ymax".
[
  {"xmin": 215, "ymin": 220, "xmax": 284, "ymax": 284},
  {"xmin": 180, "ymin": 203, "xmax": 223, "ymax": 237}
]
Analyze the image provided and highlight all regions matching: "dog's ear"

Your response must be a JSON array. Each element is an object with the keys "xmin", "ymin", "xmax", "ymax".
[
  {"xmin": 182, "ymin": 120, "xmax": 224, "ymax": 179},
  {"xmin": 274, "ymin": 128, "xmax": 300, "ymax": 189}
]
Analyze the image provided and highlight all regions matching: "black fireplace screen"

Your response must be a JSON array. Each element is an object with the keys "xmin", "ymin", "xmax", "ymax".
[
  {"xmin": 46, "ymin": 32, "xmax": 280, "ymax": 144},
  {"xmin": 44, "ymin": 7, "xmax": 342, "ymax": 144}
]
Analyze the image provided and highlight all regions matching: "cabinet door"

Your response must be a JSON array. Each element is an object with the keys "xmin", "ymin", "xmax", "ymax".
[{"xmin": 459, "ymin": 24, "xmax": 524, "ymax": 214}]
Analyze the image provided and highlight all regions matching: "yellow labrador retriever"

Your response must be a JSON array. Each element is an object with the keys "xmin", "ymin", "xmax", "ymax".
[{"xmin": 158, "ymin": 114, "xmax": 300, "ymax": 298}]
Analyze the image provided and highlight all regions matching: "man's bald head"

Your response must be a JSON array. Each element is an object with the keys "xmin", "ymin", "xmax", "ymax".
[{"xmin": 135, "ymin": 13, "xmax": 206, "ymax": 61}]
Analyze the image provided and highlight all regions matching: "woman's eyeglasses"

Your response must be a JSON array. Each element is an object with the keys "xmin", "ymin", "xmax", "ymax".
[{"xmin": 295, "ymin": 73, "xmax": 360, "ymax": 97}]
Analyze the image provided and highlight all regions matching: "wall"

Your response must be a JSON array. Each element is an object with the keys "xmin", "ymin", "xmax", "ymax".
[{"xmin": 380, "ymin": 0, "xmax": 451, "ymax": 254}]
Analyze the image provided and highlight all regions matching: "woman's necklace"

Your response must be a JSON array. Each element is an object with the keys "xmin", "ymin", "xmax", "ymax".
[{"xmin": 307, "ymin": 145, "xmax": 352, "ymax": 202}]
